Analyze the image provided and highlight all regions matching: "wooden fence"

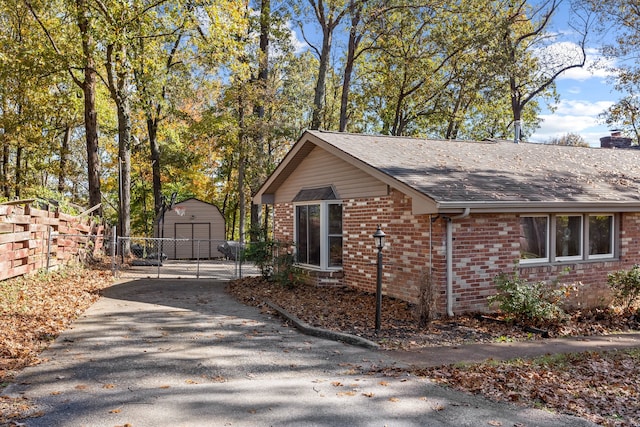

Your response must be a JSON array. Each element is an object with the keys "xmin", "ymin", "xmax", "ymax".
[{"xmin": 0, "ymin": 203, "xmax": 105, "ymax": 282}]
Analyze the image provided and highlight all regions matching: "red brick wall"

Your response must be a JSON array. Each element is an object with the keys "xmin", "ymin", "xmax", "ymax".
[
  {"xmin": 272, "ymin": 190, "xmax": 447, "ymax": 305},
  {"xmin": 272, "ymin": 191, "xmax": 638, "ymax": 314},
  {"xmin": 0, "ymin": 203, "xmax": 104, "ymax": 281}
]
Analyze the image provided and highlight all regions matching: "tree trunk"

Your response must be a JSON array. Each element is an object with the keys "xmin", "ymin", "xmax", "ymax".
[
  {"xmin": 250, "ymin": 0, "xmax": 270, "ymax": 240},
  {"xmin": 339, "ymin": 2, "xmax": 361, "ymax": 132},
  {"xmin": 510, "ymin": 77, "xmax": 522, "ymax": 143},
  {"xmin": 311, "ymin": 27, "xmax": 332, "ymax": 130},
  {"xmin": 77, "ymin": 0, "xmax": 102, "ymax": 215},
  {"xmin": 238, "ymin": 96, "xmax": 246, "ymax": 245},
  {"xmin": 58, "ymin": 126, "xmax": 71, "ymax": 193},
  {"xmin": 15, "ymin": 145, "xmax": 22, "ymax": 199},
  {"xmin": 147, "ymin": 118, "xmax": 162, "ymax": 217},
  {"xmin": 106, "ymin": 42, "xmax": 132, "ymax": 255},
  {"xmin": 2, "ymin": 143, "xmax": 9, "ymax": 198}
]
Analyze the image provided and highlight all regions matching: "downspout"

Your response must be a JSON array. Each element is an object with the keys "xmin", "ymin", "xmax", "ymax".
[{"xmin": 445, "ymin": 207, "xmax": 470, "ymax": 317}]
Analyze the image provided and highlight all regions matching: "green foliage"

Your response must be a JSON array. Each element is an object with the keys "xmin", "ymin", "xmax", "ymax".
[
  {"xmin": 243, "ymin": 226, "xmax": 306, "ymax": 288},
  {"xmin": 23, "ymin": 186, "xmax": 81, "ymax": 216},
  {"xmin": 268, "ymin": 251, "xmax": 305, "ymax": 289},
  {"xmin": 607, "ymin": 265, "xmax": 640, "ymax": 310},
  {"xmin": 243, "ymin": 239, "xmax": 276, "ymax": 280},
  {"xmin": 488, "ymin": 270, "xmax": 572, "ymax": 322}
]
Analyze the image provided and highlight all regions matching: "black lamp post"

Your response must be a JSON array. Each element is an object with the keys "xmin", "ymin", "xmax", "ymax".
[{"xmin": 373, "ymin": 225, "xmax": 386, "ymax": 332}]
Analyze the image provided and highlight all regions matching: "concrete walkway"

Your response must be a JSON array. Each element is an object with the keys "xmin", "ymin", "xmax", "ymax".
[
  {"xmin": 387, "ymin": 332, "xmax": 640, "ymax": 368},
  {"xmin": 3, "ymin": 279, "xmax": 602, "ymax": 426}
]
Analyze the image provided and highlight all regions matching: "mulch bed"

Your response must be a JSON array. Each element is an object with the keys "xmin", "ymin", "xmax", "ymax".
[{"xmin": 226, "ymin": 277, "xmax": 640, "ymax": 350}]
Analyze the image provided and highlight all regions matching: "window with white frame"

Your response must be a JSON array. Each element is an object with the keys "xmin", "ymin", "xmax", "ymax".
[
  {"xmin": 588, "ymin": 214, "xmax": 614, "ymax": 259},
  {"xmin": 295, "ymin": 202, "xmax": 342, "ymax": 269},
  {"xmin": 555, "ymin": 215, "xmax": 583, "ymax": 261},
  {"xmin": 520, "ymin": 215, "xmax": 549, "ymax": 262},
  {"xmin": 520, "ymin": 214, "xmax": 615, "ymax": 264}
]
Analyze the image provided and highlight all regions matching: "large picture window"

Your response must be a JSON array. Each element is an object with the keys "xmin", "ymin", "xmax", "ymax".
[
  {"xmin": 520, "ymin": 214, "xmax": 616, "ymax": 264},
  {"xmin": 295, "ymin": 202, "xmax": 342, "ymax": 269}
]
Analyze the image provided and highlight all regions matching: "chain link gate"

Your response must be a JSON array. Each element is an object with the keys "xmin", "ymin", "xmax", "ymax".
[{"xmin": 111, "ymin": 236, "xmax": 258, "ymax": 280}]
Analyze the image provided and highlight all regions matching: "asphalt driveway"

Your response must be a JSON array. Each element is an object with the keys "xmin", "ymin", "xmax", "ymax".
[{"xmin": 4, "ymin": 279, "xmax": 596, "ymax": 426}]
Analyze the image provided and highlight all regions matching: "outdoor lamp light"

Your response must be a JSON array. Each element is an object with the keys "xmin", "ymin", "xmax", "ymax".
[
  {"xmin": 373, "ymin": 225, "xmax": 386, "ymax": 332},
  {"xmin": 373, "ymin": 225, "xmax": 386, "ymax": 250}
]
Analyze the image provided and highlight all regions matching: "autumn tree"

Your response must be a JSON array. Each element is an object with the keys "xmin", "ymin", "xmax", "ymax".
[
  {"xmin": 489, "ymin": 0, "xmax": 590, "ymax": 142},
  {"xmin": 24, "ymin": 0, "xmax": 104, "ymax": 213}
]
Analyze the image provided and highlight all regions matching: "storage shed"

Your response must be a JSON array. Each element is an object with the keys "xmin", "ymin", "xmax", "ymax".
[{"xmin": 157, "ymin": 198, "xmax": 226, "ymax": 259}]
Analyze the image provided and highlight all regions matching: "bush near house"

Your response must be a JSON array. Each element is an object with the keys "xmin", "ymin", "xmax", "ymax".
[
  {"xmin": 242, "ymin": 231, "xmax": 306, "ymax": 288},
  {"xmin": 608, "ymin": 265, "xmax": 640, "ymax": 312},
  {"xmin": 488, "ymin": 270, "xmax": 575, "ymax": 323}
]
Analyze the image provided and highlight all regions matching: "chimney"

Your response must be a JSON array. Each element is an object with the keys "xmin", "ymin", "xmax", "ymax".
[{"xmin": 600, "ymin": 130, "xmax": 633, "ymax": 149}]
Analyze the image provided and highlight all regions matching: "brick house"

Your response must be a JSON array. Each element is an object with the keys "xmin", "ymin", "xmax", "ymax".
[{"xmin": 253, "ymin": 130, "xmax": 640, "ymax": 315}]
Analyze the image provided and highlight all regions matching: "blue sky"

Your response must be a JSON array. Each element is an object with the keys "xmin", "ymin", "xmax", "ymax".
[
  {"xmin": 528, "ymin": 4, "xmax": 620, "ymax": 147},
  {"xmin": 530, "ymin": 50, "xmax": 617, "ymax": 147}
]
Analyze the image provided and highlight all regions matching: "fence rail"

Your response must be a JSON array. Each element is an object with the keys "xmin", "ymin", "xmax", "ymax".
[{"xmin": 112, "ymin": 236, "xmax": 258, "ymax": 280}]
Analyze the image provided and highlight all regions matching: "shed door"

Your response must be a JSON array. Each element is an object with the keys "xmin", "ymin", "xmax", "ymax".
[{"xmin": 174, "ymin": 223, "xmax": 211, "ymax": 259}]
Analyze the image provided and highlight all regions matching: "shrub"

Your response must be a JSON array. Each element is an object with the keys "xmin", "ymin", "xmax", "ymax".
[
  {"xmin": 488, "ymin": 270, "xmax": 571, "ymax": 323},
  {"xmin": 243, "ymin": 239, "xmax": 276, "ymax": 279},
  {"xmin": 271, "ymin": 251, "xmax": 307, "ymax": 288},
  {"xmin": 243, "ymin": 226, "xmax": 306, "ymax": 287},
  {"xmin": 607, "ymin": 265, "xmax": 640, "ymax": 311}
]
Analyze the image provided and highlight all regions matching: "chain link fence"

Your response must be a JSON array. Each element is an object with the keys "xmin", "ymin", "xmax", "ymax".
[{"xmin": 111, "ymin": 237, "xmax": 258, "ymax": 280}]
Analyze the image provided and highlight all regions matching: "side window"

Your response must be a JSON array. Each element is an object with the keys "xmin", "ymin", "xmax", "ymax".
[
  {"xmin": 328, "ymin": 204, "xmax": 343, "ymax": 267},
  {"xmin": 589, "ymin": 215, "xmax": 614, "ymax": 259},
  {"xmin": 296, "ymin": 204, "xmax": 320, "ymax": 266},
  {"xmin": 519, "ymin": 216, "xmax": 549, "ymax": 263}
]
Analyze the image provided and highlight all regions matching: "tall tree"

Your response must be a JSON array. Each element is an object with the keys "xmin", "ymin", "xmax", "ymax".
[
  {"xmin": 297, "ymin": 0, "xmax": 351, "ymax": 130},
  {"xmin": 491, "ymin": 0, "xmax": 589, "ymax": 142},
  {"xmin": 587, "ymin": 0, "xmax": 640, "ymax": 142},
  {"xmin": 26, "ymin": 0, "xmax": 103, "ymax": 213}
]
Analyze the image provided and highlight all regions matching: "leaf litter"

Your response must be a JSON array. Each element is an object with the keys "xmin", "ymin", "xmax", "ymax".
[
  {"xmin": 0, "ymin": 263, "xmax": 113, "ymax": 424},
  {"xmin": 228, "ymin": 276, "xmax": 640, "ymax": 426}
]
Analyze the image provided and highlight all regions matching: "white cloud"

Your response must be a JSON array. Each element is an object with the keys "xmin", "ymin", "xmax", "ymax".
[
  {"xmin": 557, "ymin": 47, "xmax": 616, "ymax": 81},
  {"xmin": 554, "ymin": 99, "xmax": 614, "ymax": 116},
  {"xmin": 530, "ymin": 99, "xmax": 616, "ymax": 146},
  {"xmin": 287, "ymin": 22, "xmax": 307, "ymax": 54}
]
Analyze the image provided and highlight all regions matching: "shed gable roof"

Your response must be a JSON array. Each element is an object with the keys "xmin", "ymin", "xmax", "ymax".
[{"xmin": 255, "ymin": 130, "xmax": 640, "ymax": 214}]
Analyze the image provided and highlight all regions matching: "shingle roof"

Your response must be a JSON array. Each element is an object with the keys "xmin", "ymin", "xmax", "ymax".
[{"xmin": 308, "ymin": 130, "xmax": 640, "ymax": 207}]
